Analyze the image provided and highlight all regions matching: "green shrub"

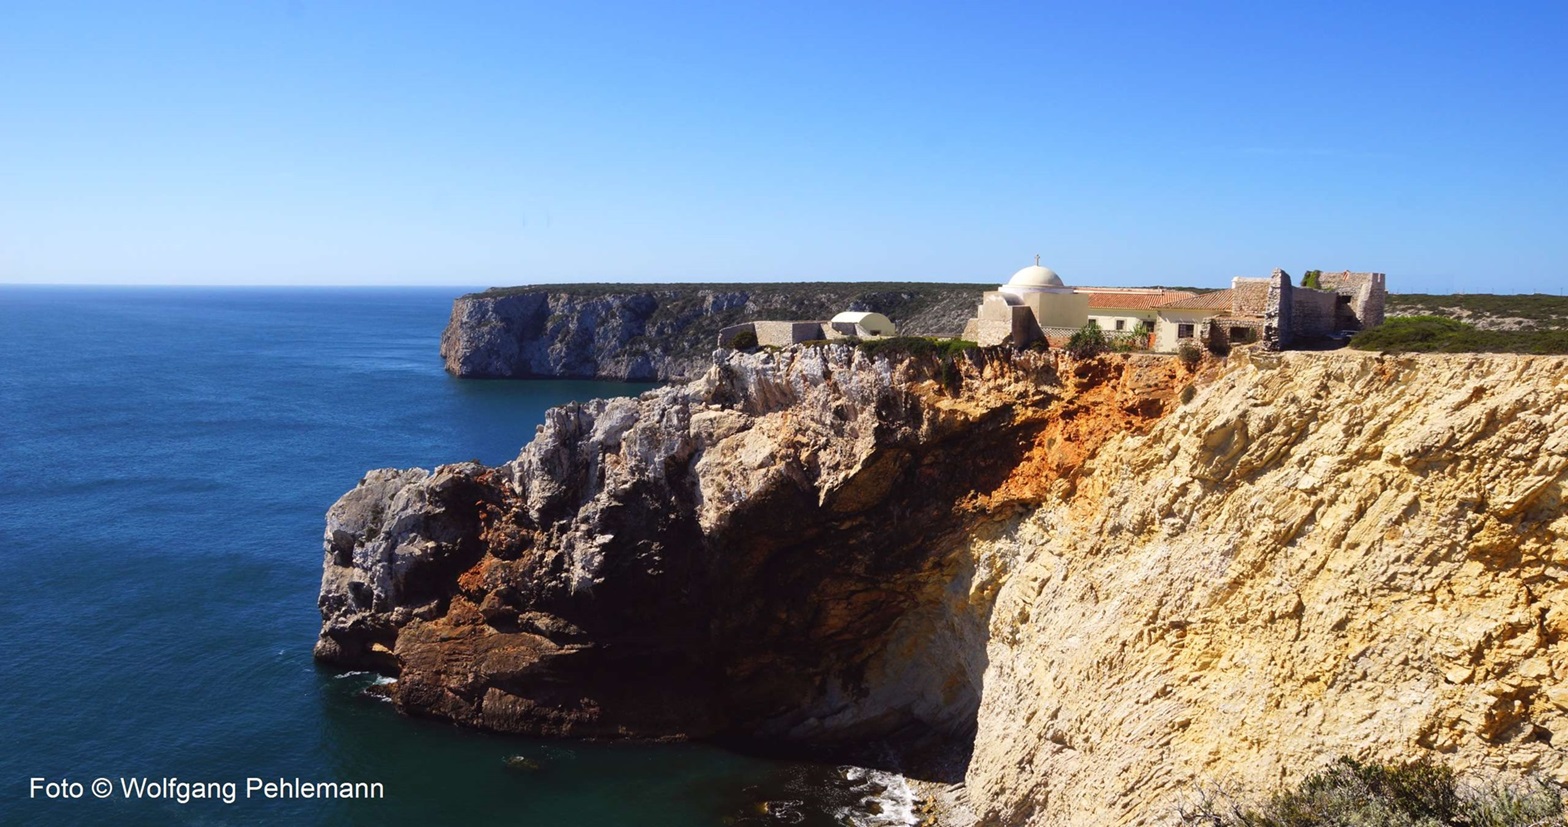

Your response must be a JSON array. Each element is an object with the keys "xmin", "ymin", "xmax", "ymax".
[
  {"xmin": 855, "ymin": 336, "xmax": 976, "ymax": 360},
  {"xmin": 1350, "ymin": 316, "xmax": 1568, "ymax": 354},
  {"xmin": 1179, "ymin": 384, "xmax": 1196, "ymax": 405},
  {"xmin": 1177, "ymin": 341, "xmax": 1203, "ymax": 369},
  {"xmin": 724, "ymin": 329, "xmax": 758, "ymax": 350},
  {"xmin": 1066, "ymin": 322, "xmax": 1108, "ymax": 359},
  {"xmin": 1302, "ymin": 269, "xmax": 1323, "ymax": 290},
  {"xmin": 1105, "ymin": 322, "xmax": 1151, "ymax": 353},
  {"xmin": 934, "ymin": 338, "xmax": 979, "ymax": 359},
  {"xmin": 1178, "ymin": 756, "xmax": 1564, "ymax": 827},
  {"xmin": 855, "ymin": 336, "xmax": 932, "ymax": 359}
]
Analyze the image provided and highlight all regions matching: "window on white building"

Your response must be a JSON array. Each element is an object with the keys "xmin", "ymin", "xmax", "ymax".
[
  {"xmin": 1114, "ymin": 319, "xmax": 1126, "ymax": 331},
  {"xmin": 1177, "ymin": 323, "xmax": 1195, "ymax": 339}
]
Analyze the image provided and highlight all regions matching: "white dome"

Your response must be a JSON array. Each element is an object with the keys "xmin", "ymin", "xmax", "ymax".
[{"xmin": 1007, "ymin": 264, "xmax": 1064, "ymax": 289}]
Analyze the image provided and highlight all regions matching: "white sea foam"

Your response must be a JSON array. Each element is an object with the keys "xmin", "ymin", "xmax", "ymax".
[
  {"xmin": 835, "ymin": 765, "xmax": 918, "ymax": 827},
  {"xmin": 333, "ymin": 671, "xmax": 371, "ymax": 679},
  {"xmin": 362, "ymin": 675, "xmax": 397, "ymax": 703},
  {"xmin": 763, "ymin": 798, "xmax": 806, "ymax": 824}
]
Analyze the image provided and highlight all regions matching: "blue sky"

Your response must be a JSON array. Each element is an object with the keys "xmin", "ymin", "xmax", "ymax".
[{"xmin": 2, "ymin": 1, "xmax": 1564, "ymax": 292}]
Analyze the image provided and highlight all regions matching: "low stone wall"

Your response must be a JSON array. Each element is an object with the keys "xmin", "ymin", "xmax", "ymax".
[
  {"xmin": 716, "ymin": 323, "xmax": 755, "ymax": 348},
  {"xmin": 1213, "ymin": 319, "xmax": 1264, "ymax": 347},
  {"xmin": 1041, "ymin": 326, "xmax": 1081, "ymax": 348},
  {"xmin": 754, "ymin": 321, "xmax": 826, "ymax": 348}
]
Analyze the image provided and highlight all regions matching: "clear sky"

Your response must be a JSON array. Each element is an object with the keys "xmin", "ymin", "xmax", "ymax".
[{"xmin": 2, "ymin": 1, "xmax": 1565, "ymax": 292}]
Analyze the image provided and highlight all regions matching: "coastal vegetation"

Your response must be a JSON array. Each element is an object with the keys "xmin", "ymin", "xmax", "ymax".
[
  {"xmin": 1066, "ymin": 322, "xmax": 1110, "ymax": 359},
  {"xmin": 1350, "ymin": 316, "xmax": 1568, "ymax": 354},
  {"xmin": 1067, "ymin": 320, "xmax": 1153, "ymax": 359},
  {"xmin": 852, "ymin": 335, "xmax": 977, "ymax": 360},
  {"xmin": 1179, "ymin": 757, "xmax": 1563, "ymax": 827},
  {"xmin": 724, "ymin": 329, "xmax": 758, "ymax": 350},
  {"xmin": 1385, "ymin": 293, "xmax": 1568, "ymax": 329}
]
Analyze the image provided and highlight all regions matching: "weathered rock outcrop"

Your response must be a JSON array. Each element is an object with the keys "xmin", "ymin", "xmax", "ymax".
[
  {"xmin": 964, "ymin": 352, "xmax": 1568, "ymax": 825},
  {"xmin": 320, "ymin": 345, "xmax": 1170, "ymax": 743},
  {"xmin": 317, "ymin": 347, "xmax": 1568, "ymax": 825},
  {"xmin": 439, "ymin": 283, "xmax": 984, "ymax": 380}
]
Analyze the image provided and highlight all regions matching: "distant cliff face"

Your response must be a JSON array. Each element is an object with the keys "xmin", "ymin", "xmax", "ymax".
[
  {"xmin": 317, "ymin": 347, "xmax": 1568, "ymax": 826},
  {"xmin": 438, "ymin": 283, "xmax": 984, "ymax": 380}
]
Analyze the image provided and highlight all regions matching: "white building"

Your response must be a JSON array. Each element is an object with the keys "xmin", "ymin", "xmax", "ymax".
[
  {"xmin": 1079, "ymin": 288, "xmax": 1198, "ymax": 339},
  {"xmin": 828, "ymin": 311, "xmax": 896, "ymax": 338},
  {"xmin": 961, "ymin": 259, "xmax": 1091, "ymax": 346}
]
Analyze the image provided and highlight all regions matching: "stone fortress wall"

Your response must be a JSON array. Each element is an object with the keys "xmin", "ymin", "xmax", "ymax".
[
  {"xmin": 1261, "ymin": 269, "xmax": 1387, "ymax": 350},
  {"xmin": 1291, "ymin": 285, "xmax": 1340, "ymax": 336},
  {"xmin": 1321, "ymin": 270, "xmax": 1387, "ymax": 330}
]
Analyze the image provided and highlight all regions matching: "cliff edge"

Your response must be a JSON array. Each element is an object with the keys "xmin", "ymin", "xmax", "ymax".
[
  {"xmin": 438, "ymin": 282, "xmax": 984, "ymax": 380},
  {"xmin": 317, "ymin": 346, "xmax": 1568, "ymax": 825}
]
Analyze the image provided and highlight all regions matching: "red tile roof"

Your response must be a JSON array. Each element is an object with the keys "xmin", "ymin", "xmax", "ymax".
[
  {"xmin": 1154, "ymin": 289, "xmax": 1234, "ymax": 310},
  {"xmin": 1083, "ymin": 290, "xmax": 1198, "ymax": 309}
]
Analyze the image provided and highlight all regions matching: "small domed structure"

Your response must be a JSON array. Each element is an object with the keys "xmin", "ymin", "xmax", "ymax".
[
  {"xmin": 1000, "ymin": 256, "xmax": 1072, "ymax": 303},
  {"xmin": 961, "ymin": 254, "xmax": 1090, "ymax": 346},
  {"xmin": 1006, "ymin": 263, "xmax": 1065, "ymax": 289},
  {"xmin": 829, "ymin": 311, "xmax": 896, "ymax": 338}
]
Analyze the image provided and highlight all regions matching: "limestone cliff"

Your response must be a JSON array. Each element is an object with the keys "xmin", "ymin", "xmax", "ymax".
[
  {"xmin": 439, "ymin": 283, "xmax": 982, "ymax": 380},
  {"xmin": 963, "ymin": 351, "xmax": 1568, "ymax": 825},
  {"xmin": 316, "ymin": 346, "xmax": 1568, "ymax": 825}
]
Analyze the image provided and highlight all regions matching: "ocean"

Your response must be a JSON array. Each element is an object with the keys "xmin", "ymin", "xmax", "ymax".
[{"xmin": 0, "ymin": 287, "xmax": 914, "ymax": 826}]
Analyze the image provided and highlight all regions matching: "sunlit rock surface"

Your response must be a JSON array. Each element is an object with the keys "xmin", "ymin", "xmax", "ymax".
[{"xmin": 317, "ymin": 346, "xmax": 1568, "ymax": 825}]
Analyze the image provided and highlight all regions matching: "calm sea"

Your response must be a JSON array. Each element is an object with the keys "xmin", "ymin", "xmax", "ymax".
[{"xmin": 0, "ymin": 287, "xmax": 912, "ymax": 826}]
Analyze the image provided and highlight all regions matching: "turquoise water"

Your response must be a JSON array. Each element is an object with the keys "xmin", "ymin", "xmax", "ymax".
[{"xmin": 0, "ymin": 287, "xmax": 908, "ymax": 826}]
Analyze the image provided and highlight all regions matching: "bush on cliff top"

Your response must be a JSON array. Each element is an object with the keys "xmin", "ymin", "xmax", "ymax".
[
  {"xmin": 1351, "ymin": 316, "xmax": 1568, "ymax": 354},
  {"xmin": 1066, "ymin": 322, "xmax": 1109, "ymax": 360},
  {"xmin": 1179, "ymin": 756, "xmax": 1563, "ymax": 827},
  {"xmin": 854, "ymin": 336, "xmax": 976, "ymax": 360}
]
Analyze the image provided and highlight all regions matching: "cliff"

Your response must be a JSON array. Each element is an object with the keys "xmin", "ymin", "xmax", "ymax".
[
  {"xmin": 438, "ymin": 282, "xmax": 984, "ymax": 380},
  {"xmin": 316, "ymin": 346, "xmax": 1568, "ymax": 825}
]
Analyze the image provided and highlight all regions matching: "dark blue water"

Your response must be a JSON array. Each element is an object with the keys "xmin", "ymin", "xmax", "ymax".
[{"xmin": 0, "ymin": 287, "xmax": 908, "ymax": 826}]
